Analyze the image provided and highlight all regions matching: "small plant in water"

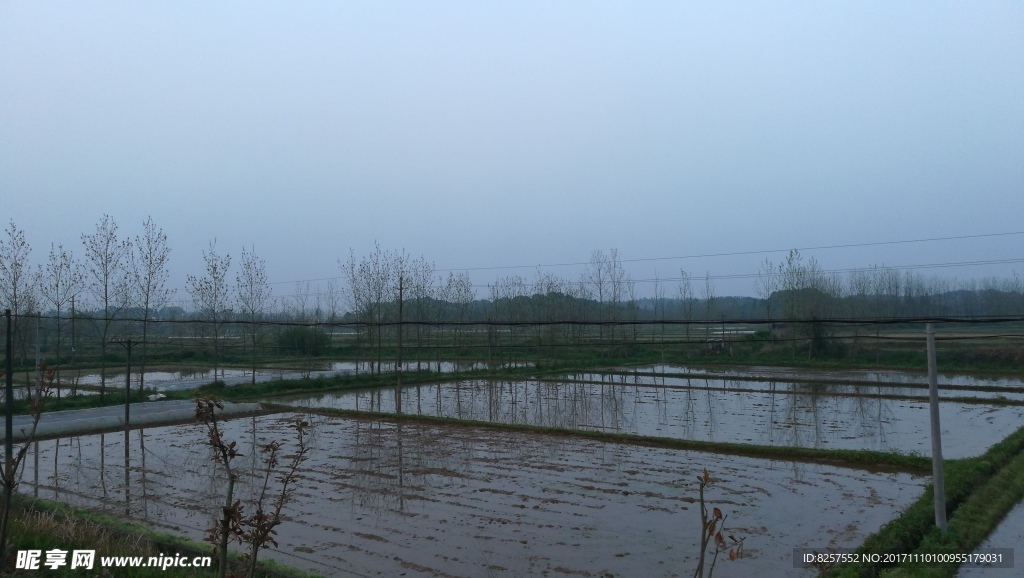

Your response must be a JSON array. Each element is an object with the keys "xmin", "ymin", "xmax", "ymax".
[
  {"xmin": 196, "ymin": 395, "xmax": 309, "ymax": 578},
  {"xmin": 693, "ymin": 468, "xmax": 745, "ymax": 578}
]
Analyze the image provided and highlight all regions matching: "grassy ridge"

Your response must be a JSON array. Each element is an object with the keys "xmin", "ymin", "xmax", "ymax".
[
  {"xmin": 884, "ymin": 449, "xmax": 1024, "ymax": 577},
  {"xmin": 6, "ymin": 497, "xmax": 318, "ymax": 577},
  {"xmin": 829, "ymin": 426, "xmax": 1024, "ymax": 577}
]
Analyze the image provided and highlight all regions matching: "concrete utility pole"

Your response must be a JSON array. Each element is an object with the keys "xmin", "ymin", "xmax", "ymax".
[
  {"xmin": 70, "ymin": 295, "xmax": 75, "ymax": 363},
  {"xmin": 113, "ymin": 339, "xmax": 137, "ymax": 432},
  {"xmin": 395, "ymin": 274, "xmax": 403, "ymax": 415},
  {"xmin": 5, "ymin": 310, "xmax": 13, "ymax": 481},
  {"xmin": 926, "ymin": 323, "xmax": 947, "ymax": 533},
  {"xmin": 34, "ymin": 313, "xmax": 40, "ymax": 400}
]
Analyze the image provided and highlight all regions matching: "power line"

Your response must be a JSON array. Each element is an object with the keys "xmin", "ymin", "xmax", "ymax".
[
  {"xmin": 261, "ymin": 230, "xmax": 1024, "ymax": 288},
  {"xmin": 436, "ymin": 231, "xmax": 1024, "ymax": 272},
  {"xmin": 15, "ymin": 313, "xmax": 1024, "ymax": 327},
  {"xmin": 259, "ymin": 256, "xmax": 1024, "ymax": 297}
]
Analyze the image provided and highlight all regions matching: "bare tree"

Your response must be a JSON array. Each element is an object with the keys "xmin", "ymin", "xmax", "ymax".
[
  {"xmin": 780, "ymin": 249, "xmax": 805, "ymax": 323},
  {"xmin": 405, "ymin": 256, "xmax": 435, "ymax": 370},
  {"xmin": 584, "ymin": 249, "xmax": 630, "ymax": 342},
  {"xmin": 488, "ymin": 275, "xmax": 527, "ymax": 364},
  {"xmin": 677, "ymin": 270, "xmax": 694, "ymax": 343},
  {"xmin": 533, "ymin": 269, "xmax": 566, "ymax": 352},
  {"xmin": 132, "ymin": 217, "xmax": 173, "ymax": 393},
  {"xmin": 0, "ymin": 220, "xmax": 38, "ymax": 366},
  {"xmin": 566, "ymin": 273, "xmax": 591, "ymax": 347},
  {"xmin": 624, "ymin": 276, "xmax": 638, "ymax": 343},
  {"xmin": 701, "ymin": 272, "xmax": 716, "ymax": 344},
  {"xmin": 187, "ymin": 240, "xmax": 232, "ymax": 380},
  {"xmin": 291, "ymin": 281, "xmax": 312, "ymax": 322},
  {"xmin": 236, "ymin": 246, "xmax": 271, "ymax": 385},
  {"xmin": 846, "ymin": 268, "xmax": 873, "ymax": 350},
  {"xmin": 653, "ymin": 271, "xmax": 666, "ymax": 343},
  {"xmin": 442, "ymin": 271, "xmax": 474, "ymax": 350},
  {"xmin": 39, "ymin": 243, "xmax": 83, "ymax": 399},
  {"xmin": 754, "ymin": 258, "xmax": 777, "ymax": 322},
  {"xmin": 607, "ymin": 248, "xmax": 628, "ymax": 324},
  {"xmin": 340, "ymin": 243, "xmax": 404, "ymax": 373},
  {"xmin": 324, "ymin": 279, "xmax": 342, "ymax": 324},
  {"xmin": 81, "ymin": 214, "xmax": 132, "ymax": 401},
  {"xmin": 585, "ymin": 250, "xmax": 610, "ymax": 338}
]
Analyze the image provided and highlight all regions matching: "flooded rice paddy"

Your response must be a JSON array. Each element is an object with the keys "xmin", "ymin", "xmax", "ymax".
[
  {"xmin": 65, "ymin": 360, "xmax": 531, "ymax": 392},
  {"xmin": 17, "ymin": 364, "xmax": 1023, "ymax": 575},
  {"xmin": 282, "ymin": 374, "xmax": 1024, "ymax": 458},
  {"xmin": 630, "ymin": 364, "xmax": 1024, "ymax": 389},
  {"xmin": 20, "ymin": 413, "xmax": 924, "ymax": 578}
]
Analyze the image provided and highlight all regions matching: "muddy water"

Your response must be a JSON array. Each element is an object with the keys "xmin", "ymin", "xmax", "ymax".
[
  {"xmin": 20, "ymin": 414, "xmax": 923, "ymax": 578},
  {"xmin": 282, "ymin": 378, "xmax": 1024, "ymax": 458}
]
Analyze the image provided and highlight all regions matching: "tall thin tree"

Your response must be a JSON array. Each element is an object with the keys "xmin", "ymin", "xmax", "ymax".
[
  {"xmin": 39, "ymin": 243, "xmax": 83, "ymax": 399},
  {"xmin": 82, "ymin": 214, "xmax": 132, "ymax": 402},
  {"xmin": 187, "ymin": 240, "xmax": 231, "ymax": 381},
  {"xmin": 236, "ymin": 246, "xmax": 271, "ymax": 385},
  {"xmin": 132, "ymin": 217, "xmax": 173, "ymax": 393},
  {"xmin": 0, "ymin": 221, "xmax": 38, "ymax": 366}
]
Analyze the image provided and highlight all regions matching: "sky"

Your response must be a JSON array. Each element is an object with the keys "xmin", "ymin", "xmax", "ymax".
[{"xmin": 2, "ymin": 1, "xmax": 1022, "ymax": 306}]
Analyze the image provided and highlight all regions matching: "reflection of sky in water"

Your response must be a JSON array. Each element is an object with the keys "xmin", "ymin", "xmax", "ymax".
[
  {"xmin": 628, "ymin": 364, "xmax": 1024, "ymax": 388},
  {"xmin": 62, "ymin": 360, "xmax": 531, "ymax": 391},
  {"xmin": 566, "ymin": 373, "xmax": 1024, "ymax": 401},
  {"xmin": 282, "ymin": 377, "xmax": 1024, "ymax": 458},
  {"xmin": 19, "ymin": 414, "xmax": 924, "ymax": 578}
]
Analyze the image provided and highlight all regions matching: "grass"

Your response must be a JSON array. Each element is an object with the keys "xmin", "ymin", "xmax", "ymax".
[
  {"xmin": 882, "ymin": 449, "xmax": 1024, "ymax": 577},
  {"xmin": 4, "ymin": 497, "xmax": 319, "ymax": 577},
  {"xmin": 827, "ymin": 426, "xmax": 1024, "ymax": 577}
]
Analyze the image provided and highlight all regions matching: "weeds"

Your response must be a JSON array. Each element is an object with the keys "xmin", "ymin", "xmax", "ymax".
[
  {"xmin": 196, "ymin": 395, "xmax": 309, "ymax": 578},
  {"xmin": 692, "ymin": 469, "xmax": 745, "ymax": 578}
]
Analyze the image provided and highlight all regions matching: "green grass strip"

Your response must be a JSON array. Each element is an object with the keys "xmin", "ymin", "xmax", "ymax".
[
  {"xmin": 880, "ymin": 448, "xmax": 1024, "ymax": 577},
  {"xmin": 6, "ymin": 496, "xmax": 320, "ymax": 577},
  {"xmin": 829, "ymin": 426, "xmax": 1024, "ymax": 577}
]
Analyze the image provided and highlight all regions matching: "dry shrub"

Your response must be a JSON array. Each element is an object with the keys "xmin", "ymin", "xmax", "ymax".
[{"xmin": 10, "ymin": 506, "xmax": 156, "ymax": 558}]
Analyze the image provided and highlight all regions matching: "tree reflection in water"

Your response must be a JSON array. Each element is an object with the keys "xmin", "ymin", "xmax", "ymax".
[{"xmin": 281, "ymin": 369, "xmax": 1022, "ymax": 458}]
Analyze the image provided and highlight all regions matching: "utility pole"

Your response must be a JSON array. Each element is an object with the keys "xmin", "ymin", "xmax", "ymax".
[
  {"xmin": 926, "ymin": 323, "xmax": 947, "ymax": 533},
  {"xmin": 70, "ymin": 295, "xmax": 75, "ymax": 364},
  {"xmin": 4, "ymin": 310, "xmax": 13, "ymax": 552},
  {"xmin": 34, "ymin": 313, "xmax": 40, "ymax": 401},
  {"xmin": 395, "ymin": 274, "xmax": 403, "ymax": 415},
  {"xmin": 720, "ymin": 314, "xmax": 726, "ymax": 354},
  {"xmin": 5, "ymin": 310, "xmax": 13, "ymax": 486},
  {"xmin": 113, "ymin": 339, "xmax": 137, "ymax": 433}
]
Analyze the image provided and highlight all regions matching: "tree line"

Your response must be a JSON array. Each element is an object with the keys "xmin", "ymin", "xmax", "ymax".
[{"xmin": 3, "ymin": 218, "xmax": 1023, "ymax": 384}]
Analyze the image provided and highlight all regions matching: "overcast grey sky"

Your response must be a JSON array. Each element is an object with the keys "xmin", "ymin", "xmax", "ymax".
[{"xmin": 2, "ymin": 1, "xmax": 1022, "ymax": 303}]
